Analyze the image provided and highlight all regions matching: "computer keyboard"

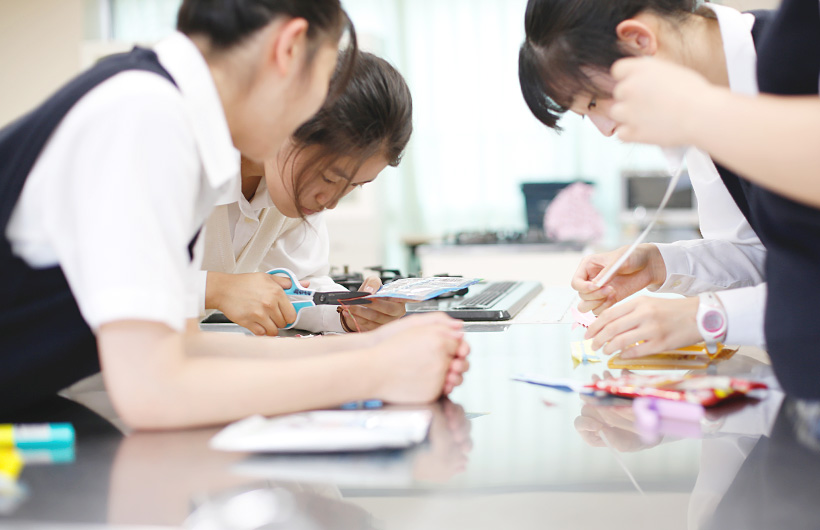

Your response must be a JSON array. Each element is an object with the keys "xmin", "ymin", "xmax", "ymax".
[{"xmin": 451, "ymin": 281, "xmax": 518, "ymax": 309}]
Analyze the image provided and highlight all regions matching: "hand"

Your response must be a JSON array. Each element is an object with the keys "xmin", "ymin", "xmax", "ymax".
[
  {"xmin": 573, "ymin": 371, "xmax": 659, "ymax": 452},
  {"xmin": 206, "ymin": 271, "xmax": 302, "ymax": 336},
  {"xmin": 371, "ymin": 313, "xmax": 470, "ymax": 403},
  {"xmin": 610, "ymin": 57, "xmax": 720, "ymax": 147},
  {"xmin": 585, "ymin": 296, "xmax": 702, "ymax": 358},
  {"xmin": 339, "ymin": 276, "xmax": 407, "ymax": 332},
  {"xmin": 369, "ymin": 312, "xmax": 470, "ymax": 396},
  {"xmin": 575, "ymin": 403, "xmax": 656, "ymax": 452},
  {"xmin": 412, "ymin": 398, "xmax": 473, "ymax": 482},
  {"xmin": 571, "ymin": 244, "xmax": 666, "ymax": 314}
]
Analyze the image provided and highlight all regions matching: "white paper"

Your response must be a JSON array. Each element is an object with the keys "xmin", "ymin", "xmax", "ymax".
[{"xmin": 210, "ymin": 410, "xmax": 432, "ymax": 453}]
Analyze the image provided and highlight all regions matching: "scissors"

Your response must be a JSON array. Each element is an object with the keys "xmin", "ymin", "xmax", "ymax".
[{"xmin": 267, "ymin": 268, "xmax": 371, "ymax": 329}]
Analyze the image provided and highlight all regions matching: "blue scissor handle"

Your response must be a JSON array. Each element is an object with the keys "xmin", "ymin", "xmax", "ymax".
[{"xmin": 267, "ymin": 268, "xmax": 314, "ymax": 329}]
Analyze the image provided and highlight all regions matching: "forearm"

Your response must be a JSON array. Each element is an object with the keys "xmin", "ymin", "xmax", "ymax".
[
  {"xmin": 692, "ymin": 92, "xmax": 820, "ymax": 208},
  {"xmin": 188, "ymin": 321, "xmax": 370, "ymax": 357},
  {"xmin": 100, "ymin": 322, "xmax": 384, "ymax": 430}
]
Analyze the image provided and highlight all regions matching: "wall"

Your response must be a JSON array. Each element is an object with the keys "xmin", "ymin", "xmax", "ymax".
[{"xmin": 0, "ymin": 0, "xmax": 86, "ymax": 127}]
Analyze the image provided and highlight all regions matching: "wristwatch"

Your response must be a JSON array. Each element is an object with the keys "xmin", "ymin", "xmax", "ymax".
[{"xmin": 697, "ymin": 292, "xmax": 727, "ymax": 354}]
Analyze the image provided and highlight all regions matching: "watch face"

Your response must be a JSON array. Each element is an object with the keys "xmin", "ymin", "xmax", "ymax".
[{"xmin": 703, "ymin": 310, "xmax": 725, "ymax": 334}]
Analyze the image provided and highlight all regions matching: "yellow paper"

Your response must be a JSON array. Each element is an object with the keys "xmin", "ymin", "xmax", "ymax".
[{"xmin": 607, "ymin": 342, "xmax": 737, "ymax": 370}]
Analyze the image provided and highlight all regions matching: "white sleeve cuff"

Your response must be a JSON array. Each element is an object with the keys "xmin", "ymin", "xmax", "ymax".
[
  {"xmin": 651, "ymin": 243, "xmax": 697, "ymax": 294},
  {"xmin": 715, "ymin": 284, "xmax": 767, "ymax": 348},
  {"xmin": 293, "ymin": 305, "xmax": 346, "ymax": 334}
]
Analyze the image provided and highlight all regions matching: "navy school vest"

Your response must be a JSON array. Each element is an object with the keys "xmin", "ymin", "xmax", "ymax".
[
  {"xmin": 0, "ymin": 48, "xmax": 186, "ymax": 414},
  {"xmin": 715, "ymin": 5, "xmax": 820, "ymax": 399}
]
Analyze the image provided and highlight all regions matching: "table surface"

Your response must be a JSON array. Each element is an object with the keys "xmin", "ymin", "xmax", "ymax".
[{"xmin": 3, "ymin": 322, "xmax": 820, "ymax": 530}]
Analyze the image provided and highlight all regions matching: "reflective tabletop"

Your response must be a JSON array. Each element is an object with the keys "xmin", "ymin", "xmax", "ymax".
[{"xmin": 3, "ymin": 323, "xmax": 820, "ymax": 529}]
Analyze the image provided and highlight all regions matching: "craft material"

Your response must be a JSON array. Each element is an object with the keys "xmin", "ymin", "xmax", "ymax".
[
  {"xmin": 607, "ymin": 343, "xmax": 737, "ymax": 370},
  {"xmin": 0, "ymin": 423, "xmax": 75, "ymax": 449},
  {"xmin": 369, "ymin": 277, "xmax": 481, "ymax": 301}
]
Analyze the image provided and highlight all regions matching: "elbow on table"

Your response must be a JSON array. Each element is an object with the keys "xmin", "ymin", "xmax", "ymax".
[{"xmin": 105, "ymin": 379, "xmax": 192, "ymax": 431}]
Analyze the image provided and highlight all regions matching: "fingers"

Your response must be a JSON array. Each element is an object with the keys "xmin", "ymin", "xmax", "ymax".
[
  {"xmin": 248, "ymin": 314, "xmax": 281, "ymax": 337},
  {"xmin": 396, "ymin": 312, "xmax": 464, "ymax": 332},
  {"xmin": 611, "ymin": 57, "xmax": 641, "ymax": 82},
  {"xmin": 358, "ymin": 275, "xmax": 383, "ymax": 295},
  {"xmin": 345, "ymin": 298, "xmax": 406, "ymax": 328},
  {"xmin": 268, "ymin": 274, "xmax": 294, "ymax": 290},
  {"xmin": 586, "ymin": 306, "xmax": 639, "ymax": 351}
]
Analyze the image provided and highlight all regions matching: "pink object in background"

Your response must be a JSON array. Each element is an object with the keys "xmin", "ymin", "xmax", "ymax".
[{"xmin": 543, "ymin": 182, "xmax": 604, "ymax": 244}]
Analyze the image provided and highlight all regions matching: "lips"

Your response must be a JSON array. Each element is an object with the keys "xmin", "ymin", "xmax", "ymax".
[{"xmin": 301, "ymin": 208, "xmax": 320, "ymax": 216}]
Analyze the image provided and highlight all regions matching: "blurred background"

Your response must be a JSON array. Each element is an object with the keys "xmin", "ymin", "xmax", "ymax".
[{"xmin": 0, "ymin": 0, "xmax": 780, "ymax": 277}]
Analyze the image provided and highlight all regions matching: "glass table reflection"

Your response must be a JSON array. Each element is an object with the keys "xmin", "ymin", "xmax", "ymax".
[{"xmin": 2, "ymin": 323, "xmax": 819, "ymax": 529}]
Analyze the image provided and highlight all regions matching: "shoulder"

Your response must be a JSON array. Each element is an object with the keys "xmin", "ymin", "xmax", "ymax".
[{"xmin": 69, "ymin": 70, "xmax": 189, "ymax": 137}]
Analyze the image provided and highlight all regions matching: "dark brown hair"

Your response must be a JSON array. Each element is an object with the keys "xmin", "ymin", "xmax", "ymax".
[
  {"xmin": 177, "ymin": 0, "xmax": 358, "ymax": 101},
  {"xmin": 287, "ymin": 51, "xmax": 413, "ymax": 217},
  {"xmin": 519, "ymin": 0, "xmax": 698, "ymax": 130}
]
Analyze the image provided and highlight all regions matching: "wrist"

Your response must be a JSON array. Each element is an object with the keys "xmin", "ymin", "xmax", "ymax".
[
  {"xmin": 644, "ymin": 244, "xmax": 668, "ymax": 287},
  {"xmin": 204, "ymin": 271, "xmax": 228, "ymax": 310},
  {"xmin": 696, "ymin": 292, "xmax": 728, "ymax": 354},
  {"xmin": 687, "ymin": 85, "xmax": 730, "ymax": 147},
  {"xmin": 337, "ymin": 307, "xmax": 357, "ymax": 333}
]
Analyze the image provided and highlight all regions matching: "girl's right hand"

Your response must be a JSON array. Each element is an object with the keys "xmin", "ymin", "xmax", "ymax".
[
  {"xmin": 571, "ymin": 244, "xmax": 666, "ymax": 314},
  {"xmin": 207, "ymin": 272, "xmax": 299, "ymax": 336},
  {"xmin": 370, "ymin": 314, "xmax": 470, "ymax": 403}
]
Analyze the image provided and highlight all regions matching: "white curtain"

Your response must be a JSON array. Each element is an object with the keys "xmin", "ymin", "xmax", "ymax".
[
  {"xmin": 344, "ymin": 0, "xmax": 667, "ymax": 266},
  {"xmin": 107, "ymin": 0, "xmax": 670, "ymax": 267}
]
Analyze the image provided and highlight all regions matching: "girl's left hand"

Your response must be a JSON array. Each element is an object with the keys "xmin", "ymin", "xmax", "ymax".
[
  {"xmin": 339, "ymin": 276, "xmax": 407, "ymax": 332},
  {"xmin": 584, "ymin": 296, "xmax": 703, "ymax": 358}
]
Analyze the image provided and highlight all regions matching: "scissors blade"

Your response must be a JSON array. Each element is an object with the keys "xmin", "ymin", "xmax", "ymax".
[{"xmin": 313, "ymin": 291, "xmax": 372, "ymax": 306}]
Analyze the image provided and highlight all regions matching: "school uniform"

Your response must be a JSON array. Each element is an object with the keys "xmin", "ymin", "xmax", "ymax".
[
  {"xmin": 200, "ymin": 181, "xmax": 347, "ymax": 333},
  {"xmin": 651, "ymin": 4, "xmax": 770, "ymax": 347},
  {"xmin": 0, "ymin": 32, "xmax": 239, "ymax": 411},
  {"xmin": 745, "ymin": 0, "xmax": 820, "ymax": 399}
]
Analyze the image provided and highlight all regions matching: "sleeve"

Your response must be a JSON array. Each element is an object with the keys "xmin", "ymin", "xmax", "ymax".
[
  {"xmin": 652, "ymin": 238, "xmax": 767, "ymax": 296},
  {"xmin": 258, "ymin": 212, "xmax": 346, "ymax": 333},
  {"xmin": 715, "ymin": 283, "xmax": 768, "ymax": 348},
  {"xmin": 652, "ymin": 147, "xmax": 766, "ymax": 296},
  {"xmin": 44, "ymin": 73, "xmax": 202, "ymax": 332}
]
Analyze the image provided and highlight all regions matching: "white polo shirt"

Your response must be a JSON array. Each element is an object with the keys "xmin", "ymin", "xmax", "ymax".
[
  {"xmin": 652, "ymin": 4, "xmax": 769, "ymax": 348},
  {"xmin": 199, "ymin": 177, "xmax": 347, "ymax": 333},
  {"xmin": 6, "ymin": 32, "xmax": 240, "ymax": 332}
]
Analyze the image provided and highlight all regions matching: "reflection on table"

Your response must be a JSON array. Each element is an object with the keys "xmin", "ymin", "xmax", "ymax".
[{"xmin": 3, "ymin": 324, "xmax": 820, "ymax": 529}]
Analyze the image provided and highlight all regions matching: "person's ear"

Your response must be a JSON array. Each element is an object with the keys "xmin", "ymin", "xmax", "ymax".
[
  {"xmin": 265, "ymin": 17, "xmax": 310, "ymax": 79},
  {"xmin": 615, "ymin": 18, "xmax": 658, "ymax": 56}
]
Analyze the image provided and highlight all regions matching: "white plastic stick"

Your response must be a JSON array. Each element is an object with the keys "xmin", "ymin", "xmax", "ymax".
[
  {"xmin": 594, "ymin": 163, "xmax": 685, "ymax": 288},
  {"xmin": 599, "ymin": 430, "xmax": 646, "ymax": 496}
]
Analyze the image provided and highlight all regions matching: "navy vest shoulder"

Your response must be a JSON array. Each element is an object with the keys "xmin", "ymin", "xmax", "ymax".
[{"xmin": 0, "ymin": 48, "xmax": 178, "ymax": 413}]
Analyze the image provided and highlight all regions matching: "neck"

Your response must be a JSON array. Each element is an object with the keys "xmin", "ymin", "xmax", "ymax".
[
  {"xmin": 677, "ymin": 16, "xmax": 729, "ymax": 88},
  {"xmin": 240, "ymin": 157, "xmax": 264, "ymax": 201},
  {"xmin": 190, "ymin": 35, "xmax": 254, "ymax": 157}
]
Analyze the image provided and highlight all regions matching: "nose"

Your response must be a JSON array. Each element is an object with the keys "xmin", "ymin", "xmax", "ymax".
[
  {"xmin": 317, "ymin": 191, "xmax": 341, "ymax": 210},
  {"xmin": 588, "ymin": 112, "xmax": 618, "ymax": 137}
]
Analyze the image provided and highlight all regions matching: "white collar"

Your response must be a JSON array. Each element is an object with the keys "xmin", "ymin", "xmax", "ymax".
[
  {"xmin": 221, "ymin": 175, "xmax": 275, "ymax": 216},
  {"xmin": 154, "ymin": 32, "xmax": 240, "ymax": 191},
  {"xmin": 703, "ymin": 3, "xmax": 759, "ymax": 96},
  {"xmin": 665, "ymin": 4, "xmax": 759, "ymax": 172}
]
